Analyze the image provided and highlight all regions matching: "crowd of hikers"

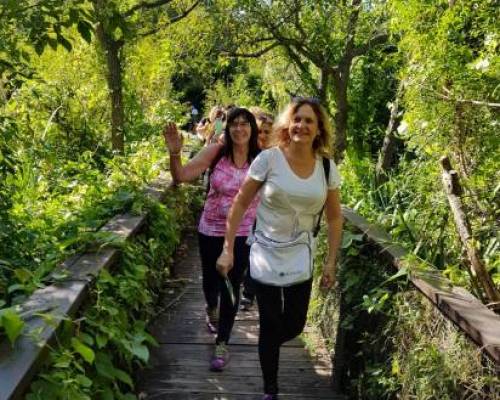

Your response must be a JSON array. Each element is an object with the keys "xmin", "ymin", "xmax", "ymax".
[{"xmin": 162, "ymin": 98, "xmax": 343, "ymax": 400}]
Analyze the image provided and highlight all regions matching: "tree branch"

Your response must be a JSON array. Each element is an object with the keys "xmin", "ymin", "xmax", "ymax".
[
  {"xmin": 222, "ymin": 42, "xmax": 280, "ymax": 58},
  {"xmin": 436, "ymin": 93, "xmax": 500, "ymax": 108},
  {"xmin": 138, "ymin": 0, "xmax": 201, "ymax": 37},
  {"xmin": 352, "ymin": 32, "xmax": 389, "ymax": 58},
  {"xmin": 124, "ymin": 0, "xmax": 174, "ymax": 18}
]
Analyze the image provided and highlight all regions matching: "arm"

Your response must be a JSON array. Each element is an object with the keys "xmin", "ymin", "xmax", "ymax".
[
  {"xmin": 216, "ymin": 177, "xmax": 263, "ymax": 277},
  {"xmin": 321, "ymin": 189, "xmax": 344, "ymax": 289},
  {"xmin": 162, "ymin": 122, "xmax": 222, "ymax": 183}
]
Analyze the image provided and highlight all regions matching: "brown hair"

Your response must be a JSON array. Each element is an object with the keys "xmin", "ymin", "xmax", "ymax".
[{"xmin": 270, "ymin": 98, "xmax": 332, "ymax": 157}]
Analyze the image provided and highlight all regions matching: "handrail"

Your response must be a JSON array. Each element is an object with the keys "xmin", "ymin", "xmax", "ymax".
[
  {"xmin": 341, "ymin": 206, "xmax": 500, "ymax": 364},
  {"xmin": 0, "ymin": 174, "xmax": 173, "ymax": 400}
]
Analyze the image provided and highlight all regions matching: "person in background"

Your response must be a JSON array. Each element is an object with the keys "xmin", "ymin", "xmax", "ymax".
[
  {"xmin": 250, "ymin": 106, "xmax": 274, "ymax": 151},
  {"xmin": 240, "ymin": 107, "xmax": 275, "ymax": 311},
  {"xmin": 205, "ymin": 106, "xmax": 226, "ymax": 145},
  {"xmin": 216, "ymin": 98, "xmax": 343, "ymax": 400},
  {"xmin": 163, "ymin": 108, "xmax": 260, "ymax": 372},
  {"xmin": 196, "ymin": 117, "xmax": 211, "ymax": 142}
]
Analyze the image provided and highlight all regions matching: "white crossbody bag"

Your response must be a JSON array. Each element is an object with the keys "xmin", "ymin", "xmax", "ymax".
[{"xmin": 248, "ymin": 157, "xmax": 330, "ymax": 286}]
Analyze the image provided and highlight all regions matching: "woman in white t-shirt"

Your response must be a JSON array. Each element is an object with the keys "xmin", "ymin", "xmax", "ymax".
[{"xmin": 216, "ymin": 98, "xmax": 343, "ymax": 400}]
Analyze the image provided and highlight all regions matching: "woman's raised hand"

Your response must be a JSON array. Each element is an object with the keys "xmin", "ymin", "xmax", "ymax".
[{"xmin": 162, "ymin": 122, "xmax": 183, "ymax": 154}]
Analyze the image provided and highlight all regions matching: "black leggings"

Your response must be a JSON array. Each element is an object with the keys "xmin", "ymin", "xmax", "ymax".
[
  {"xmin": 198, "ymin": 232, "xmax": 249, "ymax": 344},
  {"xmin": 255, "ymin": 279, "xmax": 313, "ymax": 395}
]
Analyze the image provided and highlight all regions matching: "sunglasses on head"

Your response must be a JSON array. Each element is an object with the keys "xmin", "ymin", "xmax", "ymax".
[{"xmin": 292, "ymin": 96, "xmax": 321, "ymax": 105}]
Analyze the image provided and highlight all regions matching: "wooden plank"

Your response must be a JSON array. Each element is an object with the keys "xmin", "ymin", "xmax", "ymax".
[
  {"xmin": 0, "ymin": 281, "xmax": 88, "ymax": 400},
  {"xmin": 138, "ymin": 232, "xmax": 343, "ymax": 400},
  {"xmin": 342, "ymin": 206, "xmax": 500, "ymax": 364},
  {"xmin": 139, "ymin": 377, "xmax": 336, "ymax": 398},
  {"xmin": 148, "ymin": 344, "xmax": 331, "ymax": 366},
  {"xmin": 137, "ymin": 391, "xmax": 345, "ymax": 400},
  {"xmin": 100, "ymin": 213, "xmax": 146, "ymax": 238},
  {"xmin": 144, "ymin": 173, "xmax": 173, "ymax": 202},
  {"xmin": 53, "ymin": 248, "xmax": 118, "ymax": 282}
]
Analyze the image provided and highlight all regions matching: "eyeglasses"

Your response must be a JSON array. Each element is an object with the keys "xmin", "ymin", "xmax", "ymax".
[{"xmin": 229, "ymin": 121, "xmax": 250, "ymax": 129}]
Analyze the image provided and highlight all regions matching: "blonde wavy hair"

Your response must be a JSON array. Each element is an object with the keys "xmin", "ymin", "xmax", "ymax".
[{"xmin": 270, "ymin": 98, "xmax": 333, "ymax": 157}]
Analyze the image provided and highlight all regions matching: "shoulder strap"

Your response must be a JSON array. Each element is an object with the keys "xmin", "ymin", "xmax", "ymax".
[
  {"xmin": 312, "ymin": 157, "xmax": 330, "ymax": 237},
  {"xmin": 205, "ymin": 147, "xmax": 225, "ymax": 196}
]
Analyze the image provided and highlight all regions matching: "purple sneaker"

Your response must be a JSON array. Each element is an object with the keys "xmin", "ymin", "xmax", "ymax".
[
  {"xmin": 262, "ymin": 395, "xmax": 278, "ymax": 400},
  {"xmin": 210, "ymin": 342, "xmax": 229, "ymax": 371},
  {"xmin": 206, "ymin": 306, "xmax": 218, "ymax": 334}
]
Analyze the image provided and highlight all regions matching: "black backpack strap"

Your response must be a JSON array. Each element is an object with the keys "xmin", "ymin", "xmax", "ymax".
[{"xmin": 313, "ymin": 157, "xmax": 330, "ymax": 237}]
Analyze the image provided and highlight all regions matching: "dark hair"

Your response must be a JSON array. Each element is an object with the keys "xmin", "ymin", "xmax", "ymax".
[{"xmin": 220, "ymin": 107, "xmax": 260, "ymax": 164}]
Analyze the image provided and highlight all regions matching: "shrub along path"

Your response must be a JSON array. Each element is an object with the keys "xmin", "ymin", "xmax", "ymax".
[{"xmin": 136, "ymin": 229, "xmax": 344, "ymax": 399}]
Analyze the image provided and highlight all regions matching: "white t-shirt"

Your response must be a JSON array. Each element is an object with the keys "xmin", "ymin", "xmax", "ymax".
[{"xmin": 248, "ymin": 147, "xmax": 341, "ymax": 241}]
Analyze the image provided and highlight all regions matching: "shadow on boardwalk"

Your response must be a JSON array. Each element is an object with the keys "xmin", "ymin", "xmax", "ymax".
[{"xmin": 136, "ymin": 229, "xmax": 344, "ymax": 400}]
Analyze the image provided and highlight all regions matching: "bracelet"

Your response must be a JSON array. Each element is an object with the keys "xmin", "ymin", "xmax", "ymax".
[{"xmin": 169, "ymin": 151, "xmax": 181, "ymax": 157}]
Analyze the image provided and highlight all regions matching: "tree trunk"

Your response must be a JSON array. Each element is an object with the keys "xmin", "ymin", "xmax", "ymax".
[
  {"xmin": 96, "ymin": 26, "xmax": 125, "ymax": 154},
  {"xmin": 376, "ymin": 87, "xmax": 404, "ymax": 184},
  {"xmin": 440, "ymin": 156, "xmax": 500, "ymax": 304},
  {"xmin": 332, "ymin": 68, "xmax": 349, "ymax": 163},
  {"xmin": 93, "ymin": 0, "xmax": 125, "ymax": 154},
  {"xmin": 318, "ymin": 68, "xmax": 329, "ymax": 105}
]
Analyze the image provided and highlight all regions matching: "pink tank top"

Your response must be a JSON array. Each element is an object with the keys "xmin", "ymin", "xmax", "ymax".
[{"xmin": 198, "ymin": 156, "xmax": 258, "ymax": 237}]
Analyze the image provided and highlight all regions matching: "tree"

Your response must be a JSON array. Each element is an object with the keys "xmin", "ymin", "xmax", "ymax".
[
  {"xmin": 207, "ymin": 0, "xmax": 390, "ymax": 160},
  {"xmin": 0, "ymin": 0, "xmax": 93, "ymax": 98},
  {"xmin": 91, "ymin": 0, "xmax": 200, "ymax": 154}
]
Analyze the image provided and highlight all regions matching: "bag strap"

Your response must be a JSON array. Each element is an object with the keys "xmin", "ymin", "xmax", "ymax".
[
  {"xmin": 312, "ymin": 157, "xmax": 330, "ymax": 237},
  {"xmin": 205, "ymin": 147, "xmax": 225, "ymax": 196}
]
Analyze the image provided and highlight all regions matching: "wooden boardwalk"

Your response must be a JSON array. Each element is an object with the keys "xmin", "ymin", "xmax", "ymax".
[{"xmin": 136, "ymin": 230, "xmax": 344, "ymax": 400}]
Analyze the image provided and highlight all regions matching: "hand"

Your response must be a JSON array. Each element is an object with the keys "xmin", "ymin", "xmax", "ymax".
[
  {"xmin": 162, "ymin": 122, "xmax": 183, "ymax": 154},
  {"xmin": 320, "ymin": 264, "xmax": 337, "ymax": 290},
  {"xmin": 216, "ymin": 250, "xmax": 234, "ymax": 278}
]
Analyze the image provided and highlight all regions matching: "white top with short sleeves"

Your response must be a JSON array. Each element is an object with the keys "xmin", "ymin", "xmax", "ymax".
[{"xmin": 248, "ymin": 147, "xmax": 341, "ymax": 242}]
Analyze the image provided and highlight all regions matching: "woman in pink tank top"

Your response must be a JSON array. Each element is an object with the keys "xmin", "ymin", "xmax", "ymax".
[{"xmin": 163, "ymin": 107, "xmax": 260, "ymax": 372}]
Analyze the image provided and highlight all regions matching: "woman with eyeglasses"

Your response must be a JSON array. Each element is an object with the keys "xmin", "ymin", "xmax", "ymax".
[
  {"xmin": 216, "ymin": 98, "xmax": 343, "ymax": 400},
  {"xmin": 163, "ymin": 107, "xmax": 260, "ymax": 371}
]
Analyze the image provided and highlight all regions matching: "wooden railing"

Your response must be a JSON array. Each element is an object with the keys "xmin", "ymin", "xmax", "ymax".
[
  {"xmin": 340, "ymin": 207, "xmax": 500, "ymax": 364},
  {"xmin": 0, "ymin": 174, "xmax": 172, "ymax": 400}
]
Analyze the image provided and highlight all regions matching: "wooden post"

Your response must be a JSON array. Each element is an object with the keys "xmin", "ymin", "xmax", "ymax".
[{"xmin": 440, "ymin": 156, "xmax": 500, "ymax": 304}]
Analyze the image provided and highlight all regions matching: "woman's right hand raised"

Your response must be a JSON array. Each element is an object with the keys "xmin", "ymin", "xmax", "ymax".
[{"xmin": 162, "ymin": 122, "xmax": 183, "ymax": 154}]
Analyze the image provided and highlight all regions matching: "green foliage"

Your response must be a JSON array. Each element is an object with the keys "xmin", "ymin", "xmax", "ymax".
[
  {"xmin": 0, "ymin": 0, "xmax": 93, "ymax": 81},
  {"xmin": 25, "ymin": 170, "xmax": 202, "ymax": 399},
  {"xmin": 310, "ymin": 225, "xmax": 499, "ymax": 399},
  {"xmin": 0, "ymin": 307, "xmax": 25, "ymax": 345}
]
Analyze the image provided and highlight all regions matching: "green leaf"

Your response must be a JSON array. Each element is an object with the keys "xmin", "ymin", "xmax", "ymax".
[
  {"xmin": 14, "ymin": 268, "xmax": 32, "ymax": 284},
  {"xmin": 75, "ymin": 374, "xmax": 93, "ymax": 388},
  {"xmin": 58, "ymin": 35, "xmax": 73, "ymax": 52},
  {"xmin": 95, "ymin": 334, "xmax": 108, "ymax": 348},
  {"xmin": 130, "ymin": 342, "xmax": 149, "ymax": 362},
  {"xmin": 113, "ymin": 368, "xmax": 133, "ymax": 388},
  {"xmin": 95, "ymin": 352, "xmax": 116, "ymax": 380},
  {"xmin": 7, "ymin": 283, "xmax": 25, "ymax": 294},
  {"xmin": 34, "ymin": 40, "xmax": 45, "ymax": 56},
  {"xmin": 71, "ymin": 338, "xmax": 95, "ymax": 364},
  {"xmin": 77, "ymin": 21, "xmax": 93, "ymax": 43},
  {"xmin": 1, "ymin": 309, "xmax": 25, "ymax": 345}
]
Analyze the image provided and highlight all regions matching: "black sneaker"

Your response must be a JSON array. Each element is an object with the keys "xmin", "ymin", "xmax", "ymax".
[{"xmin": 240, "ymin": 296, "xmax": 254, "ymax": 311}]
